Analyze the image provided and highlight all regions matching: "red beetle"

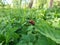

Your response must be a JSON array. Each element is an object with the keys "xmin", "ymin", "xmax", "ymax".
[{"xmin": 29, "ymin": 20, "xmax": 35, "ymax": 25}]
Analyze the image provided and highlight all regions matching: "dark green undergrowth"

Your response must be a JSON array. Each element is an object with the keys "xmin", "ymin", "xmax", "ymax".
[{"xmin": 0, "ymin": 7, "xmax": 60, "ymax": 45}]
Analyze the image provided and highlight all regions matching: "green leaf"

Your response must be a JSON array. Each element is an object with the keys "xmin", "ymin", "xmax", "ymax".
[
  {"xmin": 35, "ymin": 35, "xmax": 56, "ymax": 45},
  {"xmin": 36, "ymin": 19, "xmax": 60, "ymax": 44}
]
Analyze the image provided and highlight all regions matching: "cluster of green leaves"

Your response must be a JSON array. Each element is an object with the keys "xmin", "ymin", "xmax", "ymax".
[{"xmin": 0, "ymin": 7, "xmax": 60, "ymax": 45}]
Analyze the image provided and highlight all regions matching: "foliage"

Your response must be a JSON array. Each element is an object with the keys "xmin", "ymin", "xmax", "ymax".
[{"xmin": 0, "ymin": 7, "xmax": 60, "ymax": 45}]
